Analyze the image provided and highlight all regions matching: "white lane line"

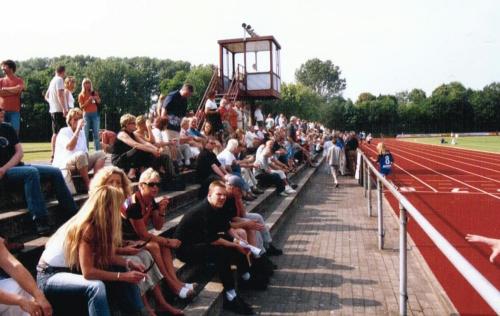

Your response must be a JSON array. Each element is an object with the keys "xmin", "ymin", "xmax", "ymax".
[
  {"xmin": 386, "ymin": 145, "xmax": 500, "ymax": 201},
  {"xmin": 363, "ymin": 145, "xmax": 438, "ymax": 192},
  {"xmin": 392, "ymin": 142, "xmax": 500, "ymax": 175},
  {"xmin": 396, "ymin": 139, "xmax": 500, "ymax": 160}
]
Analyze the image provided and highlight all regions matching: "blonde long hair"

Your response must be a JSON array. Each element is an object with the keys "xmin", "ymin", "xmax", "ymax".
[
  {"xmin": 90, "ymin": 166, "xmax": 132, "ymax": 197},
  {"xmin": 79, "ymin": 78, "xmax": 94, "ymax": 96},
  {"xmin": 47, "ymin": 185, "xmax": 124, "ymax": 271},
  {"xmin": 377, "ymin": 142, "xmax": 387, "ymax": 155}
]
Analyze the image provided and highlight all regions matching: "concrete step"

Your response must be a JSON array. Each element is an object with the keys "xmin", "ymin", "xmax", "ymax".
[{"xmin": 0, "ymin": 170, "xmax": 197, "ymax": 239}]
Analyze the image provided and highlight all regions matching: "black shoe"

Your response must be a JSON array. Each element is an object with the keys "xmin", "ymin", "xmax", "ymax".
[
  {"xmin": 266, "ymin": 243, "xmax": 283, "ymax": 256},
  {"xmin": 223, "ymin": 296, "xmax": 254, "ymax": 315},
  {"xmin": 251, "ymin": 257, "xmax": 276, "ymax": 277},
  {"xmin": 34, "ymin": 217, "xmax": 51, "ymax": 236},
  {"xmin": 335, "ymin": 183, "xmax": 339, "ymax": 188},
  {"xmin": 240, "ymin": 274, "xmax": 268, "ymax": 291},
  {"xmin": 243, "ymin": 195, "xmax": 256, "ymax": 201},
  {"xmin": 290, "ymin": 183, "xmax": 298, "ymax": 189},
  {"xmin": 251, "ymin": 187, "xmax": 264, "ymax": 195}
]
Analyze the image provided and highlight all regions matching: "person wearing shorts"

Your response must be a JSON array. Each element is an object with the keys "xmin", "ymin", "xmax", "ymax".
[{"xmin": 45, "ymin": 66, "xmax": 68, "ymax": 161}]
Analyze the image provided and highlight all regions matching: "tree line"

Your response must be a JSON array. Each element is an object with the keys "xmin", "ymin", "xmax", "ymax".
[
  {"xmin": 264, "ymin": 59, "xmax": 500, "ymax": 135},
  {"xmin": 15, "ymin": 56, "xmax": 213, "ymax": 141},
  {"xmin": 11, "ymin": 56, "xmax": 500, "ymax": 141}
]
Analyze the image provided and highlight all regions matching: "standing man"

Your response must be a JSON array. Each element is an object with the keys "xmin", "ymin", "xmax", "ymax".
[
  {"xmin": 160, "ymin": 84, "xmax": 193, "ymax": 141},
  {"xmin": 0, "ymin": 60, "xmax": 25, "ymax": 134},
  {"xmin": 45, "ymin": 66, "xmax": 67, "ymax": 161}
]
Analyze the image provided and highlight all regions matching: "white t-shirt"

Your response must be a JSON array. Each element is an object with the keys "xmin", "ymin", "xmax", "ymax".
[
  {"xmin": 47, "ymin": 75, "xmax": 65, "ymax": 113},
  {"xmin": 66, "ymin": 90, "xmax": 75, "ymax": 109},
  {"xmin": 255, "ymin": 145, "xmax": 269, "ymax": 175},
  {"xmin": 52, "ymin": 127, "xmax": 88, "ymax": 169},
  {"xmin": 254, "ymin": 108, "xmax": 264, "ymax": 122},
  {"xmin": 40, "ymin": 229, "xmax": 68, "ymax": 267},
  {"xmin": 217, "ymin": 149, "xmax": 236, "ymax": 167},
  {"xmin": 245, "ymin": 131, "xmax": 257, "ymax": 148},
  {"xmin": 205, "ymin": 99, "xmax": 217, "ymax": 111},
  {"xmin": 265, "ymin": 117, "xmax": 275, "ymax": 129}
]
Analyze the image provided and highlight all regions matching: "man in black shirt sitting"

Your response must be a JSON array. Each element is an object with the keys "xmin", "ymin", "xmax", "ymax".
[{"xmin": 174, "ymin": 181, "xmax": 265, "ymax": 314}]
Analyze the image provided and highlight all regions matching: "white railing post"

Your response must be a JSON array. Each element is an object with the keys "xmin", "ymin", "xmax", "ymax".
[
  {"xmin": 377, "ymin": 178, "xmax": 384, "ymax": 249},
  {"xmin": 367, "ymin": 167, "xmax": 372, "ymax": 217},
  {"xmin": 363, "ymin": 158, "xmax": 368, "ymax": 197},
  {"xmin": 399, "ymin": 203, "xmax": 408, "ymax": 316}
]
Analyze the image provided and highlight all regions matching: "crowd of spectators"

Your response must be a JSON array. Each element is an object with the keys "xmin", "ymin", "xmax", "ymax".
[{"xmin": 0, "ymin": 62, "xmax": 367, "ymax": 315}]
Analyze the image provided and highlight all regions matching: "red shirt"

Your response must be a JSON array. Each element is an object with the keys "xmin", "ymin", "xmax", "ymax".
[{"xmin": 0, "ymin": 76, "xmax": 24, "ymax": 112}]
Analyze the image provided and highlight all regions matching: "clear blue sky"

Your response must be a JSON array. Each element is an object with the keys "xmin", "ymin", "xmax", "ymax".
[{"xmin": 1, "ymin": 0, "xmax": 499, "ymax": 100}]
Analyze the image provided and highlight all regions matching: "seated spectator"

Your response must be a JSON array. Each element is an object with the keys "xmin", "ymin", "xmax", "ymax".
[
  {"xmin": 111, "ymin": 114, "xmax": 162, "ymax": 181},
  {"xmin": 52, "ymin": 108, "xmax": 106, "ymax": 192},
  {"xmin": 89, "ymin": 166, "xmax": 183, "ymax": 316},
  {"xmin": 261, "ymin": 140, "xmax": 296, "ymax": 194},
  {"xmin": 244, "ymin": 127, "xmax": 262, "ymax": 155},
  {"xmin": 201, "ymin": 121, "xmax": 216, "ymax": 138},
  {"xmin": 225, "ymin": 180, "xmax": 282, "ymax": 256},
  {"xmin": 122, "ymin": 168, "xmax": 196, "ymax": 300},
  {"xmin": 180, "ymin": 117, "xmax": 202, "ymax": 156},
  {"xmin": 151, "ymin": 116, "xmax": 178, "ymax": 163},
  {"xmin": 37, "ymin": 185, "xmax": 146, "ymax": 316},
  {"xmin": 0, "ymin": 236, "xmax": 52, "ymax": 316},
  {"xmin": 254, "ymin": 146, "xmax": 288, "ymax": 197},
  {"xmin": 204, "ymin": 91, "xmax": 223, "ymax": 133},
  {"xmin": 265, "ymin": 113, "xmax": 275, "ymax": 130},
  {"xmin": 218, "ymin": 139, "xmax": 257, "ymax": 201},
  {"xmin": 174, "ymin": 181, "xmax": 267, "ymax": 315},
  {"xmin": 99, "ymin": 129, "xmax": 116, "ymax": 153},
  {"xmin": 133, "ymin": 115, "xmax": 156, "ymax": 145},
  {"xmin": 0, "ymin": 107, "xmax": 77, "ymax": 235}
]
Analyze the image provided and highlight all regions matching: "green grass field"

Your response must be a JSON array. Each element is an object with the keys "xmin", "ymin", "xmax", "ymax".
[
  {"xmin": 21, "ymin": 142, "xmax": 96, "ymax": 162},
  {"xmin": 399, "ymin": 136, "xmax": 500, "ymax": 153}
]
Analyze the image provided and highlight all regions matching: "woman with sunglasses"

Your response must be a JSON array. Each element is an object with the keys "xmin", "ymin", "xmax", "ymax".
[
  {"xmin": 89, "ymin": 166, "xmax": 184, "ymax": 315},
  {"xmin": 122, "ymin": 168, "xmax": 196, "ymax": 300}
]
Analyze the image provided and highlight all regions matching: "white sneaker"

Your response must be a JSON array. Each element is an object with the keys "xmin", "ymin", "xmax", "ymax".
[
  {"xmin": 285, "ymin": 188, "xmax": 297, "ymax": 194},
  {"xmin": 279, "ymin": 192, "xmax": 289, "ymax": 197}
]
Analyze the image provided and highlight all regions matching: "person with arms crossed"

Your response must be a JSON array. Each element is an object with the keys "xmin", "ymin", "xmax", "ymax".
[{"xmin": 0, "ymin": 60, "xmax": 24, "ymax": 134}]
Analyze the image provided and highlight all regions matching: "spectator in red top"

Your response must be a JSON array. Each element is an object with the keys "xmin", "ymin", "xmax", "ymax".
[
  {"xmin": 0, "ymin": 60, "xmax": 25, "ymax": 134},
  {"xmin": 78, "ymin": 78, "xmax": 101, "ymax": 151}
]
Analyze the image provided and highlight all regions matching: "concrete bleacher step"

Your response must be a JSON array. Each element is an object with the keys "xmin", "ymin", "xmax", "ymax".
[
  {"xmin": 0, "ymin": 170, "xmax": 198, "ymax": 240},
  {"xmin": 179, "ymin": 160, "xmax": 323, "ymax": 315}
]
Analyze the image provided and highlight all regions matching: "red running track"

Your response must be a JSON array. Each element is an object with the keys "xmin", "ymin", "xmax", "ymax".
[{"xmin": 361, "ymin": 139, "xmax": 500, "ymax": 316}]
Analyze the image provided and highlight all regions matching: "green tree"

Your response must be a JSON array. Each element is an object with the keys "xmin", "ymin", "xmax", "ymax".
[{"xmin": 295, "ymin": 58, "xmax": 346, "ymax": 99}]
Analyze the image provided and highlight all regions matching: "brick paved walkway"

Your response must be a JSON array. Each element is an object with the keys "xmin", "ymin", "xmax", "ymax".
[{"xmin": 233, "ymin": 167, "xmax": 455, "ymax": 315}]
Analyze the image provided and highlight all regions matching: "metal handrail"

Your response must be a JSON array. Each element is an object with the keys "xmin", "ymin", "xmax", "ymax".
[{"xmin": 357, "ymin": 149, "xmax": 500, "ymax": 315}]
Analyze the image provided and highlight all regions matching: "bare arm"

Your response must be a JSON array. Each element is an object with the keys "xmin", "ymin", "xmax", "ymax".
[
  {"xmin": 118, "ymin": 132, "xmax": 159, "ymax": 156},
  {"xmin": 211, "ymin": 163, "xmax": 227, "ymax": 179},
  {"xmin": 0, "ymin": 239, "xmax": 52, "ymax": 315},
  {"xmin": 78, "ymin": 240, "xmax": 145, "ymax": 283},
  {"xmin": 66, "ymin": 120, "xmax": 85, "ymax": 151},
  {"xmin": 57, "ymin": 89, "xmax": 67, "ymax": 114}
]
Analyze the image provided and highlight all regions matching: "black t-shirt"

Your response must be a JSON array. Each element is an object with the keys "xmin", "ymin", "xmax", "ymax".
[
  {"xmin": 345, "ymin": 137, "xmax": 359, "ymax": 151},
  {"xmin": 0, "ymin": 122, "xmax": 20, "ymax": 167},
  {"xmin": 121, "ymin": 192, "xmax": 159, "ymax": 240},
  {"xmin": 287, "ymin": 123, "xmax": 297, "ymax": 142},
  {"xmin": 173, "ymin": 197, "xmax": 237, "ymax": 251},
  {"xmin": 163, "ymin": 90, "xmax": 187, "ymax": 132},
  {"xmin": 196, "ymin": 148, "xmax": 221, "ymax": 181}
]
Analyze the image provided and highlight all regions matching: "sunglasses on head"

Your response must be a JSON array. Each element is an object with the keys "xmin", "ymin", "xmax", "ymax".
[{"xmin": 144, "ymin": 182, "xmax": 161, "ymax": 188}]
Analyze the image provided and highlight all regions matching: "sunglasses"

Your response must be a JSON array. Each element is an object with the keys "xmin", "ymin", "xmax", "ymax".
[{"xmin": 144, "ymin": 182, "xmax": 161, "ymax": 188}]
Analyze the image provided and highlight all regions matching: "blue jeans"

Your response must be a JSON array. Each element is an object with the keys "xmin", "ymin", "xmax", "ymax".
[
  {"xmin": 4, "ymin": 111, "xmax": 20, "ymax": 134},
  {"xmin": 4, "ymin": 164, "xmax": 77, "ymax": 220},
  {"xmin": 37, "ymin": 268, "xmax": 144, "ymax": 316},
  {"xmin": 84, "ymin": 112, "xmax": 100, "ymax": 151}
]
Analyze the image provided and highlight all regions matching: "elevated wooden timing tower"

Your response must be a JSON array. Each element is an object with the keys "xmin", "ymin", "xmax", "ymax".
[{"xmin": 218, "ymin": 35, "xmax": 282, "ymax": 100}]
